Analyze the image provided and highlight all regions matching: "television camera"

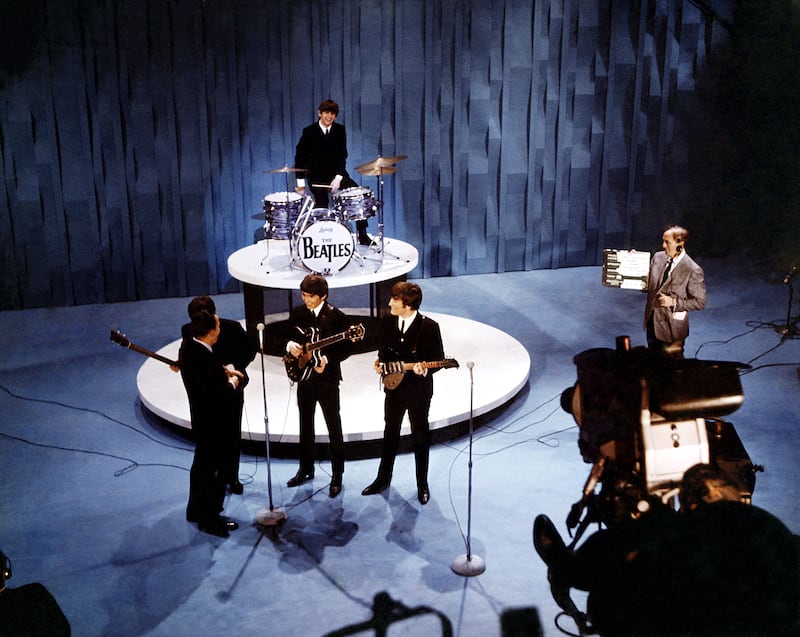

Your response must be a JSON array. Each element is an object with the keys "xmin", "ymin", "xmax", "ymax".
[{"xmin": 560, "ymin": 335, "xmax": 761, "ymax": 543}]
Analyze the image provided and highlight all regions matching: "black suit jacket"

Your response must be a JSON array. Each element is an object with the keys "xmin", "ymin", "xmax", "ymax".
[
  {"xmin": 378, "ymin": 313, "xmax": 444, "ymax": 398},
  {"xmin": 179, "ymin": 338, "xmax": 239, "ymax": 442},
  {"xmin": 283, "ymin": 302, "xmax": 352, "ymax": 382},
  {"xmin": 181, "ymin": 318, "xmax": 257, "ymax": 385},
  {"xmin": 294, "ymin": 121, "xmax": 355, "ymax": 187}
]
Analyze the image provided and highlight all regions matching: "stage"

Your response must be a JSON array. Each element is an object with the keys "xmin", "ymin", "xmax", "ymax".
[{"xmin": 136, "ymin": 311, "xmax": 531, "ymax": 449}]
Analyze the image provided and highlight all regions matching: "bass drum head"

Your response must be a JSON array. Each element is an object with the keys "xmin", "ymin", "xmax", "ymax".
[{"xmin": 294, "ymin": 210, "xmax": 354, "ymax": 274}]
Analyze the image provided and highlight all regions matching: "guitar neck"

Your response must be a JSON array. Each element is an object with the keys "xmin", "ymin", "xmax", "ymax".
[
  {"xmin": 397, "ymin": 360, "xmax": 449, "ymax": 371},
  {"xmin": 128, "ymin": 343, "xmax": 178, "ymax": 367},
  {"xmin": 305, "ymin": 331, "xmax": 349, "ymax": 353}
]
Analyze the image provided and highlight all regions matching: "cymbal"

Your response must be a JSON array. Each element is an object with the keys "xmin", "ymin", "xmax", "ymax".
[
  {"xmin": 252, "ymin": 213, "xmax": 266, "ymax": 220},
  {"xmin": 357, "ymin": 165, "xmax": 398, "ymax": 177},
  {"xmin": 355, "ymin": 155, "xmax": 407, "ymax": 174},
  {"xmin": 264, "ymin": 164, "xmax": 305, "ymax": 173}
]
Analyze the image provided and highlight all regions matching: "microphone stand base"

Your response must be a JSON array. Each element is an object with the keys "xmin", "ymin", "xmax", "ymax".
[
  {"xmin": 451, "ymin": 553, "xmax": 486, "ymax": 577},
  {"xmin": 255, "ymin": 507, "xmax": 287, "ymax": 527}
]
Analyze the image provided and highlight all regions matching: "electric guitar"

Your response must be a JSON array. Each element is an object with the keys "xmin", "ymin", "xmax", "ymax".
[
  {"xmin": 284, "ymin": 323, "xmax": 365, "ymax": 382},
  {"xmin": 110, "ymin": 330, "xmax": 179, "ymax": 367},
  {"xmin": 378, "ymin": 358, "xmax": 459, "ymax": 390}
]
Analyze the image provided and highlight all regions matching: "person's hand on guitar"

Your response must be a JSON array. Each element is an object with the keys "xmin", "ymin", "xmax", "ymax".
[
  {"xmin": 412, "ymin": 362, "xmax": 428, "ymax": 376},
  {"xmin": 314, "ymin": 355, "xmax": 328, "ymax": 374},
  {"xmin": 287, "ymin": 340, "xmax": 303, "ymax": 358}
]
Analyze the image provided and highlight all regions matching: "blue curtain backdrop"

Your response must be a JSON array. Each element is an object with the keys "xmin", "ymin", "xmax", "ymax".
[{"xmin": 0, "ymin": 0, "xmax": 731, "ymax": 310}]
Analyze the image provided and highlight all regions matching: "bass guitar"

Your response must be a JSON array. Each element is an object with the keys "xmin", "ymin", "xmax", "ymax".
[
  {"xmin": 378, "ymin": 358, "xmax": 459, "ymax": 390},
  {"xmin": 110, "ymin": 330, "xmax": 179, "ymax": 367},
  {"xmin": 284, "ymin": 323, "xmax": 365, "ymax": 382}
]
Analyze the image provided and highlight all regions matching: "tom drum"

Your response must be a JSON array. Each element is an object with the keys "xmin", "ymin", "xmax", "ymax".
[
  {"xmin": 331, "ymin": 186, "xmax": 377, "ymax": 221},
  {"xmin": 263, "ymin": 191, "xmax": 303, "ymax": 239}
]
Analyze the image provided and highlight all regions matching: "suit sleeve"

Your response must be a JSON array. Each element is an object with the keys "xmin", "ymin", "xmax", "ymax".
[{"xmin": 676, "ymin": 264, "xmax": 707, "ymax": 312}]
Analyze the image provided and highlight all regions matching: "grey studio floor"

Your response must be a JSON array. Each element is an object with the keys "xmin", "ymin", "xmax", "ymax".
[{"xmin": 1, "ymin": 260, "xmax": 798, "ymax": 637}]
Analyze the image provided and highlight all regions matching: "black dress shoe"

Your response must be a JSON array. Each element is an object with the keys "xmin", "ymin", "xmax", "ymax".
[
  {"xmin": 287, "ymin": 469, "xmax": 314, "ymax": 487},
  {"xmin": 361, "ymin": 479, "xmax": 390, "ymax": 496},
  {"xmin": 533, "ymin": 514, "xmax": 567, "ymax": 567},
  {"xmin": 198, "ymin": 519, "xmax": 230, "ymax": 538},
  {"xmin": 417, "ymin": 486, "xmax": 430, "ymax": 505},
  {"xmin": 229, "ymin": 480, "xmax": 244, "ymax": 495},
  {"xmin": 329, "ymin": 478, "xmax": 342, "ymax": 498}
]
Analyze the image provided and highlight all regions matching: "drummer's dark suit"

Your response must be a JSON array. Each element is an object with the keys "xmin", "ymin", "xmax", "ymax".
[
  {"xmin": 179, "ymin": 338, "xmax": 241, "ymax": 526},
  {"xmin": 374, "ymin": 313, "xmax": 445, "ymax": 490},
  {"xmin": 284, "ymin": 301, "xmax": 352, "ymax": 481},
  {"xmin": 294, "ymin": 121, "xmax": 357, "ymax": 207}
]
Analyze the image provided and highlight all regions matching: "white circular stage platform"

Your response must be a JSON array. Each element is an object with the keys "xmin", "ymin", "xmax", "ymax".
[{"xmin": 137, "ymin": 312, "xmax": 530, "ymax": 446}]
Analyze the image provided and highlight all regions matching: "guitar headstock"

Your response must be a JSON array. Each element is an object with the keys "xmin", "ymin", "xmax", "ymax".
[
  {"xmin": 110, "ymin": 330, "xmax": 131, "ymax": 348},
  {"xmin": 442, "ymin": 358, "xmax": 459, "ymax": 369},
  {"xmin": 347, "ymin": 323, "xmax": 366, "ymax": 342}
]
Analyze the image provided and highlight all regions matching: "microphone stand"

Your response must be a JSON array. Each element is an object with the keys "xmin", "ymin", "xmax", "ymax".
[
  {"xmin": 451, "ymin": 361, "xmax": 485, "ymax": 576},
  {"xmin": 254, "ymin": 323, "xmax": 287, "ymax": 526},
  {"xmin": 775, "ymin": 268, "xmax": 798, "ymax": 337}
]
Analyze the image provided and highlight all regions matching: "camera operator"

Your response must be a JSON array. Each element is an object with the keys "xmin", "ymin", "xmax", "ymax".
[
  {"xmin": 534, "ymin": 463, "xmax": 799, "ymax": 636},
  {"xmin": 0, "ymin": 549, "xmax": 71, "ymax": 635}
]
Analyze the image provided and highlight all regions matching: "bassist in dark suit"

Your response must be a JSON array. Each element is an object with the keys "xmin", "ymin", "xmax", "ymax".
[
  {"xmin": 283, "ymin": 274, "xmax": 352, "ymax": 498},
  {"xmin": 362, "ymin": 282, "xmax": 444, "ymax": 505}
]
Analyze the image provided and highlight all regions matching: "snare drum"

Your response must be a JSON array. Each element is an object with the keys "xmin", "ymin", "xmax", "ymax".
[
  {"xmin": 331, "ymin": 186, "xmax": 377, "ymax": 221},
  {"xmin": 262, "ymin": 191, "xmax": 303, "ymax": 239},
  {"xmin": 292, "ymin": 208, "xmax": 355, "ymax": 274}
]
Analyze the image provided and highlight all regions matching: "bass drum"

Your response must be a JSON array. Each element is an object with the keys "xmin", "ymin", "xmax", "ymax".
[
  {"xmin": 292, "ymin": 208, "xmax": 355, "ymax": 274},
  {"xmin": 262, "ymin": 191, "xmax": 303, "ymax": 239},
  {"xmin": 331, "ymin": 186, "xmax": 377, "ymax": 221}
]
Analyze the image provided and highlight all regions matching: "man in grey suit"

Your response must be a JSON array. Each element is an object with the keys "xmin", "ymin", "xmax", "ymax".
[{"xmin": 643, "ymin": 225, "xmax": 706, "ymax": 357}]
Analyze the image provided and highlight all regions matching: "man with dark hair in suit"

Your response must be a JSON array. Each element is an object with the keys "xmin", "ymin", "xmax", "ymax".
[
  {"xmin": 643, "ymin": 225, "xmax": 706, "ymax": 357},
  {"xmin": 180, "ymin": 296, "xmax": 257, "ymax": 495},
  {"xmin": 0, "ymin": 550, "xmax": 71, "ymax": 636},
  {"xmin": 294, "ymin": 99, "xmax": 370, "ymax": 245},
  {"xmin": 362, "ymin": 282, "xmax": 445, "ymax": 505},
  {"xmin": 179, "ymin": 310, "xmax": 243, "ymax": 537},
  {"xmin": 283, "ymin": 274, "xmax": 353, "ymax": 498},
  {"xmin": 533, "ymin": 463, "xmax": 799, "ymax": 636}
]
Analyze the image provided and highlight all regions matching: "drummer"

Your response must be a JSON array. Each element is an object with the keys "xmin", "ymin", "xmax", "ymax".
[{"xmin": 294, "ymin": 99, "xmax": 370, "ymax": 246}]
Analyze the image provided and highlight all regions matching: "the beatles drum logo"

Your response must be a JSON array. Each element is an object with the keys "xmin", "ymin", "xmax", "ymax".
[{"xmin": 298, "ymin": 220, "xmax": 354, "ymax": 272}]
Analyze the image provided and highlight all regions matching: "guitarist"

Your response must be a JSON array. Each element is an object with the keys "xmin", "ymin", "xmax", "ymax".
[
  {"xmin": 283, "ymin": 274, "xmax": 353, "ymax": 498},
  {"xmin": 362, "ymin": 282, "xmax": 444, "ymax": 505}
]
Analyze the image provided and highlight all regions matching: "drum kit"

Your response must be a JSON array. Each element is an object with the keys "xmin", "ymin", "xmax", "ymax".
[{"xmin": 255, "ymin": 155, "xmax": 407, "ymax": 275}]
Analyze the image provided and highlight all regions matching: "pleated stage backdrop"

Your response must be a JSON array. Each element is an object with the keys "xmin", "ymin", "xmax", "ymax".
[{"xmin": 0, "ymin": 0, "xmax": 730, "ymax": 310}]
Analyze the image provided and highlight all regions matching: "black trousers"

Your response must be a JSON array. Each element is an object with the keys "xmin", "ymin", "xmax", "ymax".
[
  {"xmin": 296, "ymin": 377, "xmax": 345, "ymax": 477},
  {"xmin": 376, "ymin": 381, "xmax": 432, "ymax": 489},
  {"xmin": 187, "ymin": 435, "xmax": 227, "ymax": 524}
]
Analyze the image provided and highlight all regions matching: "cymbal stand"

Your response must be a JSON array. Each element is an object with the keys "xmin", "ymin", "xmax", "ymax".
[{"xmin": 373, "ymin": 171, "xmax": 405, "ymax": 265}]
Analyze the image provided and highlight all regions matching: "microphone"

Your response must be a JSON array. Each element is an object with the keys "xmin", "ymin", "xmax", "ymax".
[
  {"xmin": 783, "ymin": 265, "xmax": 798, "ymax": 286},
  {"xmin": 256, "ymin": 322, "xmax": 265, "ymax": 352},
  {"xmin": 466, "ymin": 361, "xmax": 474, "ymax": 370}
]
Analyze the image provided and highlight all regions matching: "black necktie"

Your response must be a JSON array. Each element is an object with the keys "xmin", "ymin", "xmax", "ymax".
[
  {"xmin": 399, "ymin": 320, "xmax": 405, "ymax": 333},
  {"xmin": 660, "ymin": 258, "xmax": 673, "ymax": 287}
]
